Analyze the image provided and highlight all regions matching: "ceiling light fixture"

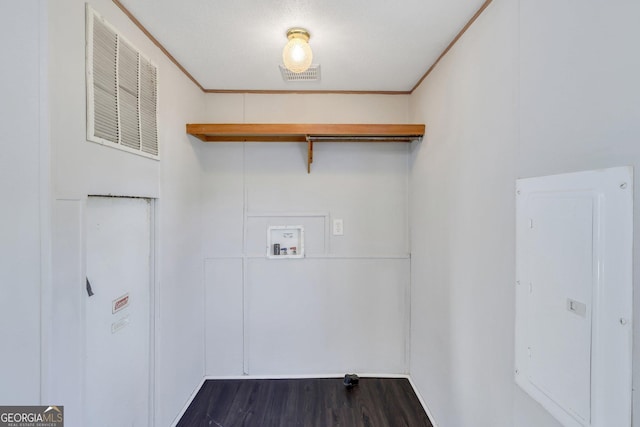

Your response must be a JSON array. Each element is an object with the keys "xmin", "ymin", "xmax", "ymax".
[{"xmin": 282, "ymin": 28, "xmax": 312, "ymax": 73}]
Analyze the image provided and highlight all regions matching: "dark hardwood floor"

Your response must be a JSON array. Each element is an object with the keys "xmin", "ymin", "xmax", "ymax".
[{"xmin": 176, "ymin": 377, "xmax": 433, "ymax": 427}]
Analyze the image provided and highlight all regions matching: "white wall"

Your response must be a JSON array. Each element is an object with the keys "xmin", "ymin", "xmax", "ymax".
[
  {"xmin": 517, "ymin": 0, "xmax": 640, "ymax": 425},
  {"xmin": 409, "ymin": 0, "xmax": 640, "ymax": 426},
  {"xmin": 46, "ymin": 0, "xmax": 206, "ymax": 425},
  {"xmin": 409, "ymin": 1, "xmax": 519, "ymax": 425},
  {"xmin": 0, "ymin": 0, "xmax": 47, "ymax": 405},
  {"xmin": 200, "ymin": 93, "xmax": 412, "ymax": 376}
]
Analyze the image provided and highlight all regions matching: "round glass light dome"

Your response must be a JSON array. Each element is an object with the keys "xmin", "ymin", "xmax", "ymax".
[{"xmin": 282, "ymin": 28, "xmax": 312, "ymax": 73}]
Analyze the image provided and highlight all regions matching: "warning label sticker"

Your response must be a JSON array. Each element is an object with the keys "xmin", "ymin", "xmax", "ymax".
[{"xmin": 112, "ymin": 293, "xmax": 130, "ymax": 314}]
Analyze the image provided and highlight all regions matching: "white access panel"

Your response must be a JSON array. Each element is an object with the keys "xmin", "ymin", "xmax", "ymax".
[
  {"xmin": 85, "ymin": 196, "xmax": 152, "ymax": 427},
  {"xmin": 515, "ymin": 167, "xmax": 633, "ymax": 427}
]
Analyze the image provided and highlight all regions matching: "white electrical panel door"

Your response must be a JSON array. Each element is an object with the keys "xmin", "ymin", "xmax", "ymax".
[
  {"xmin": 527, "ymin": 196, "xmax": 593, "ymax": 422},
  {"xmin": 515, "ymin": 167, "xmax": 633, "ymax": 427}
]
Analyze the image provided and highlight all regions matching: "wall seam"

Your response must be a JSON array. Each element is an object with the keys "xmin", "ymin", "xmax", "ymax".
[{"xmin": 38, "ymin": 0, "xmax": 52, "ymax": 405}]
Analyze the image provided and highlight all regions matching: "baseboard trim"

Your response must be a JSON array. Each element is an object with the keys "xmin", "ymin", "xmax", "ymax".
[
  {"xmin": 171, "ymin": 373, "xmax": 438, "ymax": 426},
  {"xmin": 170, "ymin": 377, "xmax": 207, "ymax": 427},
  {"xmin": 407, "ymin": 375, "xmax": 440, "ymax": 427}
]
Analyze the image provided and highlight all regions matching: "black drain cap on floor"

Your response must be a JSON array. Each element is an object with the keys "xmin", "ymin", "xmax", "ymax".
[{"xmin": 343, "ymin": 374, "xmax": 359, "ymax": 389}]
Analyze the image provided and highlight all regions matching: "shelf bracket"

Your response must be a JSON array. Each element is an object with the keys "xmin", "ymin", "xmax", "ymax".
[{"xmin": 307, "ymin": 137, "xmax": 314, "ymax": 174}]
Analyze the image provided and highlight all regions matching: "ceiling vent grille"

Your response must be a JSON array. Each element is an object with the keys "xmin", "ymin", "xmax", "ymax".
[
  {"xmin": 86, "ymin": 5, "xmax": 159, "ymax": 159},
  {"xmin": 279, "ymin": 65, "xmax": 321, "ymax": 82}
]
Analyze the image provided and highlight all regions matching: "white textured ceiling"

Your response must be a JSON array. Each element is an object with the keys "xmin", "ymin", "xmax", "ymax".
[{"xmin": 117, "ymin": 0, "xmax": 488, "ymax": 92}]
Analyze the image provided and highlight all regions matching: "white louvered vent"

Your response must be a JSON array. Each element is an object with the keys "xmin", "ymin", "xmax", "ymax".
[
  {"xmin": 91, "ymin": 16, "xmax": 118, "ymax": 143},
  {"xmin": 86, "ymin": 5, "xmax": 159, "ymax": 159},
  {"xmin": 139, "ymin": 57, "xmax": 158, "ymax": 156},
  {"xmin": 279, "ymin": 65, "xmax": 321, "ymax": 82}
]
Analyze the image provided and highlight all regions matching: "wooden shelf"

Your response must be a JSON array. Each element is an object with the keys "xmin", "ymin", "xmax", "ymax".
[
  {"xmin": 186, "ymin": 123, "xmax": 425, "ymax": 172},
  {"xmin": 186, "ymin": 123, "xmax": 425, "ymax": 142}
]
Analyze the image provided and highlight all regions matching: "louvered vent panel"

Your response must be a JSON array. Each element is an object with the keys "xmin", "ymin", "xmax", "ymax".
[
  {"xmin": 139, "ymin": 57, "xmax": 158, "ymax": 156},
  {"xmin": 92, "ymin": 17, "xmax": 118, "ymax": 143},
  {"xmin": 279, "ymin": 65, "xmax": 321, "ymax": 82},
  {"xmin": 118, "ymin": 40, "xmax": 141, "ymax": 150},
  {"xmin": 86, "ymin": 5, "xmax": 159, "ymax": 159}
]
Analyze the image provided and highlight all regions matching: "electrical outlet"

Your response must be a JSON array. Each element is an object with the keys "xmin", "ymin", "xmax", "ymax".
[{"xmin": 333, "ymin": 219, "xmax": 344, "ymax": 236}]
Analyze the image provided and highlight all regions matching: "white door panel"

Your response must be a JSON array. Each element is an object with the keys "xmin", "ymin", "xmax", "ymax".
[
  {"xmin": 528, "ymin": 195, "xmax": 593, "ymax": 422},
  {"xmin": 85, "ymin": 196, "xmax": 151, "ymax": 427}
]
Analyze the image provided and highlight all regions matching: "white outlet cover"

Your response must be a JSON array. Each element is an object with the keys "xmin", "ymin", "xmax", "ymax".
[{"xmin": 333, "ymin": 219, "xmax": 344, "ymax": 236}]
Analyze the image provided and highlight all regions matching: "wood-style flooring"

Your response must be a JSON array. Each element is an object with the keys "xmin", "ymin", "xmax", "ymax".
[{"xmin": 176, "ymin": 377, "xmax": 433, "ymax": 427}]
